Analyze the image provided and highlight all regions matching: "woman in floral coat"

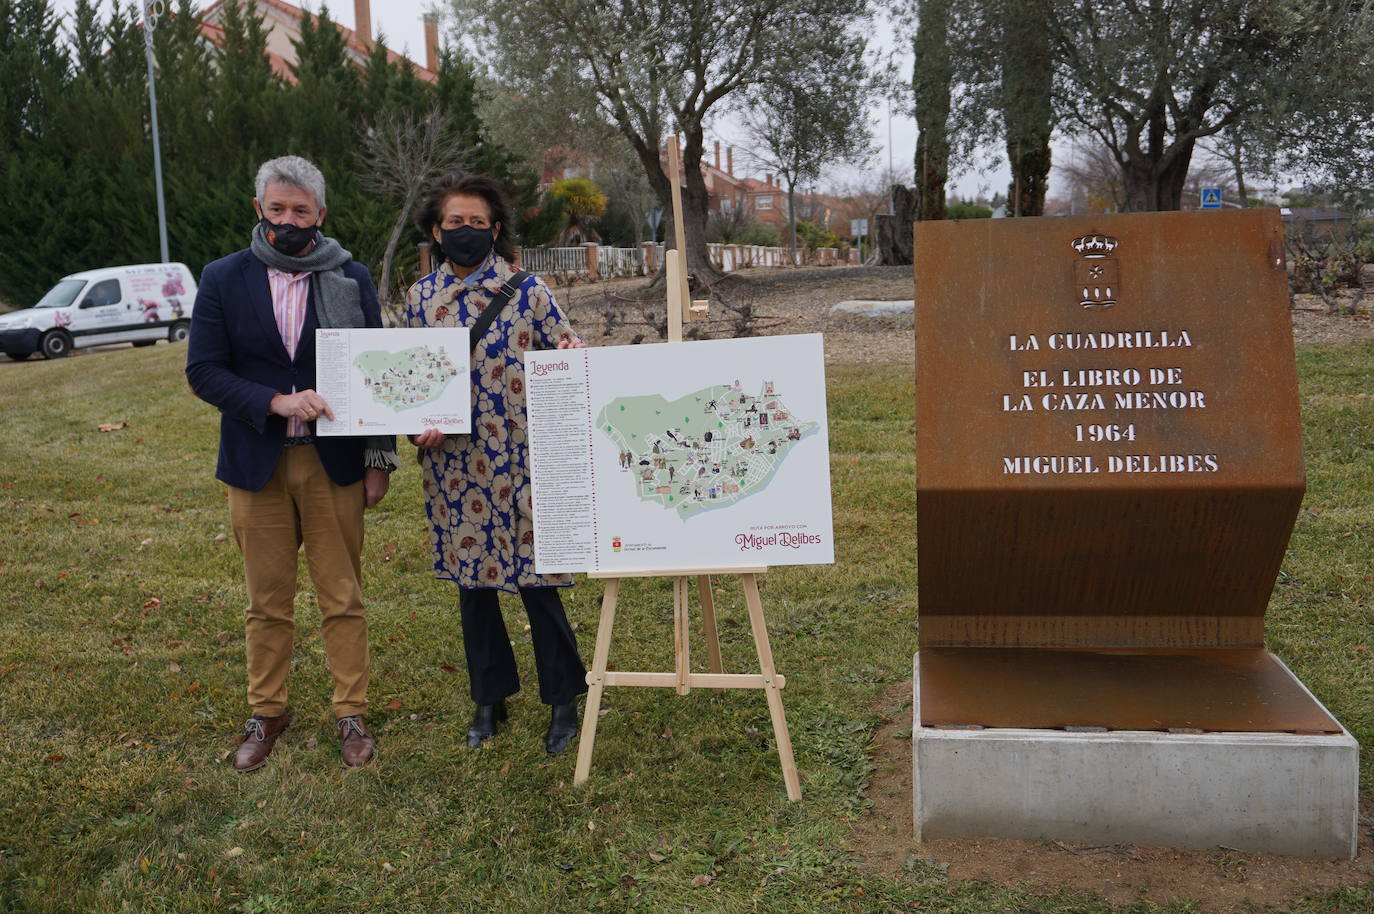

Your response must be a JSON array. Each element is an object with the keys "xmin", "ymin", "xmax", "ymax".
[{"xmin": 405, "ymin": 174, "xmax": 587, "ymax": 754}]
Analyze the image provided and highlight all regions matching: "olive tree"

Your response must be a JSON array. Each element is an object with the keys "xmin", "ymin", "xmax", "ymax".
[
  {"xmin": 1042, "ymin": 0, "xmax": 1369, "ymax": 211},
  {"xmin": 448, "ymin": 0, "xmax": 876, "ymax": 282}
]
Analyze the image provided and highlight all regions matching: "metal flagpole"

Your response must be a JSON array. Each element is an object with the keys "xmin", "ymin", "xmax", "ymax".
[{"xmin": 142, "ymin": 1, "xmax": 170, "ymax": 264}]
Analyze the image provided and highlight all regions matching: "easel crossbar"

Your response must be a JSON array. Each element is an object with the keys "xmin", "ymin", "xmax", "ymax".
[{"xmin": 599, "ymin": 671, "xmax": 786, "ymax": 689}]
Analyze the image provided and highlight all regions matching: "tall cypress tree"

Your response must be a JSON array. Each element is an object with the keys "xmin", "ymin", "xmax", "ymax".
[
  {"xmin": 913, "ymin": 0, "xmax": 952, "ymax": 221},
  {"xmin": 999, "ymin": 0, "xmax": 1052, "ymax": 216}
]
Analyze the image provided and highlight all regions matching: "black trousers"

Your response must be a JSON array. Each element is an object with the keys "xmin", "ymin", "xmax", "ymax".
[{"xmin": 459, "ymin": 586, "xmax": 588, "ymax": 706}]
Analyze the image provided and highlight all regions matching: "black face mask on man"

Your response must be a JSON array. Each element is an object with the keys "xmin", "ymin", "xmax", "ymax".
[
  {"xmin": 260, "ymin": 218, "xmax": 319, "ymax": 255},
  {"xmin": 439, "ymin": 225, "xmax": 495, "ymax": 268}
]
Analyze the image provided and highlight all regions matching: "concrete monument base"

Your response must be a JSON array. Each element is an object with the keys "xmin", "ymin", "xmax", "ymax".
[{"xmin": 912, "ymin": 654, "xmax": 1359, "ymax": 859}]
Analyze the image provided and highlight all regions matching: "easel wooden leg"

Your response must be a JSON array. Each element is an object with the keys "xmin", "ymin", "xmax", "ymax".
[
  {"xmin": 574, "ymin": 578, "xmax": 620, "ymax": 786},
  {"xmin": 741, "ymin": 573, "xmax": 801, "ymax": 801},
  {"xmin": 673, "ymin": 576, "xmax": 691, "ymax": 695},
  {"xmin": 697, "ymin": 574, "xmax": 724, "ymax": 690}
]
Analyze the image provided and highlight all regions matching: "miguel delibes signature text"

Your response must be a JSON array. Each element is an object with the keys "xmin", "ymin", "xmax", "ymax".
[{"xmin": 735, "ymin": 531, "xmax": 824, "ymax": 551}]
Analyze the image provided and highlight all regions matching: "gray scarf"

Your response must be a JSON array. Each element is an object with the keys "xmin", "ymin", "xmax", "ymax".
[
  {"xmin": 250, "ymin": 223, "xmax": 363, "ymax": 329},
  {"xmin": 250, "ymin": 224, "xmax": 397, "ymax": 470}
]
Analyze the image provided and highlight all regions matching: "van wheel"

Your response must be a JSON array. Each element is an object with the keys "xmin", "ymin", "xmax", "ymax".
[
  {"xmin": 40, "ymin": 330, "xmax": 72, "ymax": 360},
  {"xmin": 168, "ymin": 321, "xmax": 190, "ymax": 343}
]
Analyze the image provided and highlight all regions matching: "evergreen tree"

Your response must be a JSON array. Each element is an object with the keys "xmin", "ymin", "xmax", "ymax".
[
  {"xmin": 913, "ymin": 0, "xmax": 952, "ymax": 221},
  {"xmin": 0, "ymin": 0, "xmax": 68, "ymax": 158},
  {"xmin": 212, "ymin": 0, "xmax": 282, "ymax": 168},
  {"xmin": 289, "ymin": 4, "xmax": 361, "ymax": 171},
  {"xmin": 999, "ymin": 0, "xmax": 1052, "ymax": 216}
]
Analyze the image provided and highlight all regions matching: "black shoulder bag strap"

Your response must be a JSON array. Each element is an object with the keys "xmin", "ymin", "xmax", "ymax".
[
  {"xmin": 411, "ymin": 270, "xmax": 534, "ymax": 455},
  {"xmin": 468, "ymin": 270, "xmax": 532, "ymax": 355}
]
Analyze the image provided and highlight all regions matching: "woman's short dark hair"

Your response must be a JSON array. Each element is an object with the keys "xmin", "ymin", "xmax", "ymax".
[{"xmin": 416, "ymin": 172, "xmax": 518, "ymax": 264}]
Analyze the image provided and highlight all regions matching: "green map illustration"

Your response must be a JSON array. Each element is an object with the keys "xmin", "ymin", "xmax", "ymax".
[
  {"xmin": 598, "ymin": 382, "xmax": 818, "ymax": 519},
  {"xmin": 354, "ymin": 345, "xmax": 461, "ymax": 413}
]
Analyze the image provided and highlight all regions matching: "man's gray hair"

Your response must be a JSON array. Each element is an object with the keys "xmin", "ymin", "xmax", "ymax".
[{"xmin": 255, "ymin": 155, "xmax": 326, "ymax": 210}]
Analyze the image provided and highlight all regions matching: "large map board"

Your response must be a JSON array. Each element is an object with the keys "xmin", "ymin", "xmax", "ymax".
[
  {"xmin": 526, "ymin": 334, "xmax": 834, "ymax": 573},
  {"xmin": 315, "ymin": 327, "xmax": 470, "ymax": 436}
]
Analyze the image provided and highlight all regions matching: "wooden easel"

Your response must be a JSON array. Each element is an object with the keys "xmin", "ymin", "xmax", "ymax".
[{"xmin": 571, "ymin": 137, "xmax": 801, "ymax": 801}]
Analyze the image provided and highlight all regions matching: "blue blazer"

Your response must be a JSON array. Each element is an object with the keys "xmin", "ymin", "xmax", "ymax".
[{"xmin": 186, "ymin": 248, "xmax": 384, "ymax": 492}]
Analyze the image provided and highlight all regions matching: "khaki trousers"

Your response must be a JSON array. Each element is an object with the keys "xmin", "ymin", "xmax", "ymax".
[{"xmin": 228, "ymin": 445, "xmax": 368, "ymax": 718}]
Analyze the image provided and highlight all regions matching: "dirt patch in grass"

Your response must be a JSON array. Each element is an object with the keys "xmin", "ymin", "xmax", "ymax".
[
  {"xmin": 853, "ymin": 680, "xmax": 1374, "ymax": 911},
  {"xmin": 558, "ymin": 266, "xmax": 916, "ymax": 365}
]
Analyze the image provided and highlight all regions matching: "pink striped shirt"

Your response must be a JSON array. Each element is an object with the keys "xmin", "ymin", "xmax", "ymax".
[{"xmin": 267, "ymin": 268, "xmax": 312, "ymax": 437}]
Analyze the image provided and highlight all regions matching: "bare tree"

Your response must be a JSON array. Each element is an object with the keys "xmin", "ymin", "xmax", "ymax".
[
  {"xmin": 1054, "ymin": 140, "xmax": 1126, "ymax": 213},
  {"xmin": 356, "ymin": 106, "xmax": 470, "ymax": 314}
]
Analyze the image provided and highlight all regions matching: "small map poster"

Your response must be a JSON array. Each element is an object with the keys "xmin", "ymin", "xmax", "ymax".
[
  {"xmin": 315, "ymin": 328, "xmax": 470, "ymax": 436},
  {"xmin": 525, "ymin": 334, "xmax": 833, "ymax": 574}
]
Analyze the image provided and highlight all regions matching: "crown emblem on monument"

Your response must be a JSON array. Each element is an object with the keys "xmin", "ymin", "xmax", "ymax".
[
  {"xmin": 1069, "ymin": 233, "xmax": 1121, "ymax": 309},
  {"xmin": 1071, "ymin": 234, "xmax": 1119, "ymax": 258}
]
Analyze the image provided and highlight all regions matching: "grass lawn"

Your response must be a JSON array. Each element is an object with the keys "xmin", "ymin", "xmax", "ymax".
[{"xmin": 0, "ymin": 340, "xmax": 1371, "ymax": 913}]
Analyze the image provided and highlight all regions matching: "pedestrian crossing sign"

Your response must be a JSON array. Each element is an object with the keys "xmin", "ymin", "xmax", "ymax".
[{"xmin": 1200, "ymin": 187, "xmax": 1223, "ymax": 208}]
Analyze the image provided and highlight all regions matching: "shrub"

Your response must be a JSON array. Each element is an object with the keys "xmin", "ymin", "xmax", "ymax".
[{"xmin": 946, "ymin": 201, "xmax": 992, "ymax": 220}]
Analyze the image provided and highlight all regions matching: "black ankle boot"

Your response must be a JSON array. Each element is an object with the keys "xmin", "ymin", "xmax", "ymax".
[
  {"xmin": 545, "ymin": 702, "xmax": 579, "ymax": 755},
  {"xmin": 467, "ymin": 699, "xmax": 508, "ymax": 748}
]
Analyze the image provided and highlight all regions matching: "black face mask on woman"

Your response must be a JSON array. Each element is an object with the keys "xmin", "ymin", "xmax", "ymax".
[
  {"xmin": 260, "ymin": 218, "xmax": 318, "ymax": 255},
  {"xmin": 439, "ymin": 225, "xmax": 495, "ymax": 268}
]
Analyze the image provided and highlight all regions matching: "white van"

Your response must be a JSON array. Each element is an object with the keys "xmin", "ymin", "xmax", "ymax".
[{"xmin": 0, "ymin": 263, "xmax": 197, "ymax": 360}]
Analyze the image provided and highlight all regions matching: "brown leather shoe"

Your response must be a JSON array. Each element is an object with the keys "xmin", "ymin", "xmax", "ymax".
[
  {"xmin": 234, "ymin": 713, "xmax": 290, "ymax": 773},
  {"xmin": 337, "ymin": 715, "xmax": 375, "ymax": 768}
]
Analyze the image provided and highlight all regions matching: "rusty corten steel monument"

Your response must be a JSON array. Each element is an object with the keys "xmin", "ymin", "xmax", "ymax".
[{"xmin": 911, "ymin": 209, "xmax": 1358, "ymax": 856}]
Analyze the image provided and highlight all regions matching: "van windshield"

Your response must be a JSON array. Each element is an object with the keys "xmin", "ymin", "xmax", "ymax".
[{"xmin": 34, "ymin": 280, "xmax": 87, "ymax": 309}]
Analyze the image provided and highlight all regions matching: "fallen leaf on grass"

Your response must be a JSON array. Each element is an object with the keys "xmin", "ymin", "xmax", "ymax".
[
  {"xmin": 224, "ymin": 847, "xmax": 244, "ymax": 858},
  {"xmin": 168, "ymin": 662, "xmax": 182, "ymax": 673},
  {"xmin": 439, "ymin": 664, "xmax": 458, "ymax": 673},
  {"xmin": 98, "ymin": 422, "xmax": 128, "ymax": 432},
  {"xmin": 215, "ymin": 631, "xmax": 232, "ymax": 646},
  {"xmin": 384, "ymin": 699, "xmax": 402, "ymax": 710},
  {"xmin": 213, "ymin": 533, "xmax": 228, "ymax": 543},
  {"xmin": 141, "ymin": 598, "xmax": 161, "ymax": 614},
  {"xmin": 690, "ymin": 874, "xmax": 713, "ymax": 887},
  {"xmin": 499, "ymin": 760, "xmax": 511, "ymax": 774},
  {"xmin": 0, "ymin": 663, "xmax": 19, "ymax": 679},
  {"xmin": 45, "ymin": 754, "xmax": 65, "ymax": 764},
  {"xmin": 648, "ymin": 852, "xmax": 667, "ymax": 863}
]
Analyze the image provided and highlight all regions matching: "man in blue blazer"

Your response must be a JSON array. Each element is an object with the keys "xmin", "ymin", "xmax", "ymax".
[{"xmin": 187, "ymin": 156, "xmax": 397, "ymax": 772}]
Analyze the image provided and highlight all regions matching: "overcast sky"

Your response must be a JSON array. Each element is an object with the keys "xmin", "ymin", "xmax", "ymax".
[{"xmin": 51, "ymin": 0, "xmax": 1003, "ymax": 199}]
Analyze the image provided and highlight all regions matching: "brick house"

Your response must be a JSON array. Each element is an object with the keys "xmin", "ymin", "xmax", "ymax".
[{"xmin": 197, "ymin": 0, "xmax": 440, "ymax": 85}]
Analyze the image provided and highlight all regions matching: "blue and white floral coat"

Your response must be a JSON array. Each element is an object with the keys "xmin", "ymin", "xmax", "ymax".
[{"xmin": 403, "ymin": 254, "xmax": 577, "ymax": 593}]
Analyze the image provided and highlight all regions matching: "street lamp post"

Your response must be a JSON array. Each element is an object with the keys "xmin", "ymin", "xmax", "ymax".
[{"xmin": 142, "ymin": 0, "xmax": 170, "ymax": 264}]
